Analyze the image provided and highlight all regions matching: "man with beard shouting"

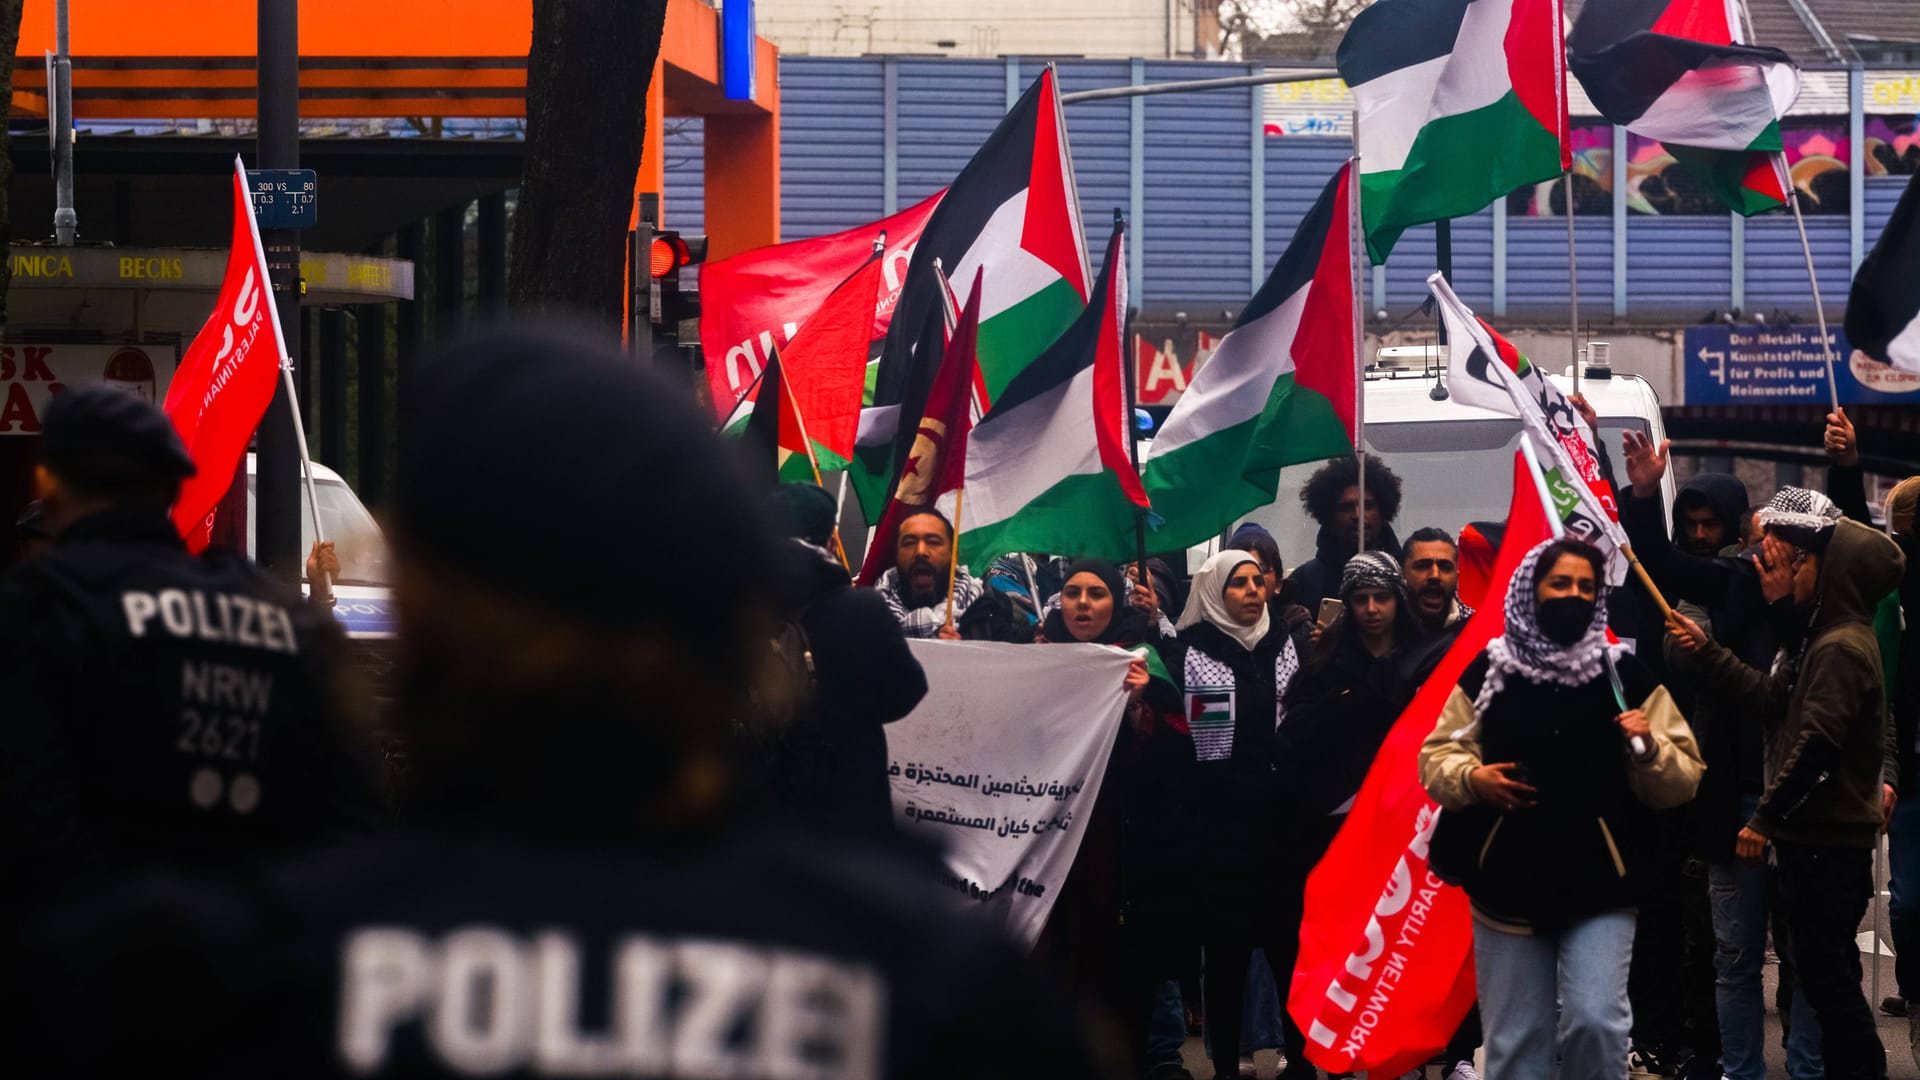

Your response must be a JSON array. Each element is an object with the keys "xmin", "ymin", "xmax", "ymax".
[
  {"xmin": 1402, "ymin": 527, "xmax": 1473, "ymax": 642},
  {"xmin": 874, "ymin": 508, "xmax": 984, "ymax": 640}
]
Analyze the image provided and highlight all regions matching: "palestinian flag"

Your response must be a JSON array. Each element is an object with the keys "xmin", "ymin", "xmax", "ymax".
[
  {"xmin": 1847, "ymin": 172, "xmax": 1920, "ymax": 373},
  {"xmin": 852, "ymin": 66, "xmax": 1092, "ymax": 518},
  {"xmin": 739, "ymin": 349, "xmax": 821, "ymax": 484},
  {"xmin": 720, "ymin": 250, "xmax": 886, "ymax": 471},
  {"xmin": 1337, "ymin": 0, "xmax": 1569, "ymax": 262},
  {"xmin": 956, "ymin": 221, "xmax": 1151, "ymax": 569},
  {"xmin": 1140, "ymin": 163, "xmax": 1359, "ymax": 552},
  {"xmin": 854, "ymin": 273, "xmax": 982, "ymax": 587},
  {"xmin": 1569, "ymin": 0, "xmax": 1798, "ymax": 215}
]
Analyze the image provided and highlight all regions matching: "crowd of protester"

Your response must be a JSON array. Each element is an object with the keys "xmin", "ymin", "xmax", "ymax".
[{"xmin": 0, "ymin": 328, "xmax": 1913, "ymax": 1080}]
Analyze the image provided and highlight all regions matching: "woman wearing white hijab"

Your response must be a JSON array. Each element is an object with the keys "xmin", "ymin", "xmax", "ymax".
[
  {"xmin": 1162, "ymin": 550, "xmax": 1312, "ymax": 1080},
  {"xmin": 1420, "ymin": 537, "xmax": 1704, "ymax": 1080}
]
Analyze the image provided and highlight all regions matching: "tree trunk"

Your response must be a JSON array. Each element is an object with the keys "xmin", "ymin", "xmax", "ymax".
[
  {"xmin": 508, "ymin": 0, "xmax": 668, "ymax": 332},
  {"xmin": 0, "ymin": 0, "xmax": 29, "ymax": 328}
]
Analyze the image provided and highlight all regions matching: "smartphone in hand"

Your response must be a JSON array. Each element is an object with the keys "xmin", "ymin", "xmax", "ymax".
[{"xmin": 1317, "ymin": 598, "xmax": 1345, "ymax": 627}]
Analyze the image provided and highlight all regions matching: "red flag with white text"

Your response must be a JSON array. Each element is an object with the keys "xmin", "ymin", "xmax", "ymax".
[
  {"xmin": 700, "ymin": 192, "xmax": 942, "ymax": 420},
  {"xmin": 164, "ymin": 157, "xmax": 285, "ymax": 551},
  {"xmin": 1288, "ymin": 451, "xmax": 1554, "ymax": 1076}
]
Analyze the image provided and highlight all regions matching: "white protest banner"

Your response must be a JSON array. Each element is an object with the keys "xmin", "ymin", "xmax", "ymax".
[{"xmin": 889, "ymin": 639, "xmax": 1133, "ymax": 948}]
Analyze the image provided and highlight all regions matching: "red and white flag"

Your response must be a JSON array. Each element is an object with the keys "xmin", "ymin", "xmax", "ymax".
[
  {"xmin": 164, "ymin": 156, "xmax": 287, "ymax": 551},
  {"xmin": 700, "ymin": 192, "xmax": 941, "ymax": 420},
  {"xmin": 1289, "ymin": 450, "xmax": 1554, "ymax": 1076}
]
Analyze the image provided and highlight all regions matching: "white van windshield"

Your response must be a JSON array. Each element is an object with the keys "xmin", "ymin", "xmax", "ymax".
[
  {"xmin": 245, "ymin": 477, "xmax": 392, "ymax": 587},
  {"xmin": 1235, "ymin": 417, "xmax": 1651, "ymax": 570}
]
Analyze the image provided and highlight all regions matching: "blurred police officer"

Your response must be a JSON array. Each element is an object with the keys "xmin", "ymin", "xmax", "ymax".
[
  {"xmin": 17, "ymin": 329, "xmax": 1103, "ymax": 1080},
  {"xmin": 0, "ymin": 384, "xmax": 372, "ymax": 927}
]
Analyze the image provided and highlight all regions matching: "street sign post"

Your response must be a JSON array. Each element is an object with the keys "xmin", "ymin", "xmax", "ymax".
[
  {"xmin": 246, "ymin": 168, "xmax": 318, "ymax": 230},
  {"xmin": 1683, "ymin": 324, "xmax": 1920, "ymax": 406}
]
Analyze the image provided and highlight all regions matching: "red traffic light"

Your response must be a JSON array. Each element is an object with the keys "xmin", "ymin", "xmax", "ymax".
[{"xmin": 649, "ymin": 235, "xmax": 691, "ymax": 278}]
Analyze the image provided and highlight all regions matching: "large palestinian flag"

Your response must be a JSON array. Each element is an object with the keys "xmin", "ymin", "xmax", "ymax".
[
  {"xmin": 1337, "ymin": 0, "xmax": 1568, "ymax": 262},
  {"xmin": 852, "ymin": 66, "xmax": 1092, "ymax": 518},
  {"xmin": 1569, "ymin": 0, "xmax": 1799, "ymax": 215},
  {"xmin": 958, "ymin": 222, "xmax": 1150, "ymax": 568},
  {"xmin": 1140, "ymin": 163, "xmax": 1359, "ymax": 551},
  {"xmin": 1847, "ymin": 173, "xmax": 1920, "ymax": 373}
]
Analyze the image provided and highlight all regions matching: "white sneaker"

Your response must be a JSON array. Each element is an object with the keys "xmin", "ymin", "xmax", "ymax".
[{"xmin": 1445, "ymin": 1063, "xmax": 1482, "ymax": 1080}]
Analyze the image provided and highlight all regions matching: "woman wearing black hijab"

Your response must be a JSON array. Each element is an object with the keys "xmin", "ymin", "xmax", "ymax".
[{"xmin": 1036, "ymin": 559, "xmax": 1184, "ymax": 1075}]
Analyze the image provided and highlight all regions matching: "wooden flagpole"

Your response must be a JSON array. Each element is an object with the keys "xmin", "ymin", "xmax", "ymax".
[{"xmin": 944, "ymin": 488, "xmax": 965, "ymax": 631}]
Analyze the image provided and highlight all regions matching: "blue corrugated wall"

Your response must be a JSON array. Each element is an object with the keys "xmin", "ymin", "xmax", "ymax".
[{"xmin": 660, "ymin": 56, "xmax": 1912, "ymax": 323}]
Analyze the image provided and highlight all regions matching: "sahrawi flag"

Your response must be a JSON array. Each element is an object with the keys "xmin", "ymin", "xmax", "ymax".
[
  {"xmin": 957, "ymin": 220, "xmax": 1150, "ymax": 567},
  {"xmin": 1847, "ymin": 172, "xmax": 1920, "ymax": 373},
  {"xmin": 165, "ymin": 155, "xmax": 287, "ymax": 551},
  {"xmin": 725, "ymin": 251, "xmax": 886, "ymax": 482},
  {"xmin": 1140, "ymin": 162, "xmax": 1359, "ymax": 551},
  {"xmin": 855, "ymin": 273, "xmax": 983, "ymax": 587},
  {"xmin": 853, "ymin": 66, "xmax": 1092, "ymax": 518},
  {"xmin": 1291, "ymin": 450, "xmax": 1554, "ymax": 1076},
  {"xmin": 1431, "ymin": 273, "xmax": 1631, "ymax": 584},
  {"xmin": 1569, "ymin": 0, "xmax": 1798, "ymax": 215},
  {"xmin": 1337, "ymin": 0, "xmax": 1569, "ymax": 262}
]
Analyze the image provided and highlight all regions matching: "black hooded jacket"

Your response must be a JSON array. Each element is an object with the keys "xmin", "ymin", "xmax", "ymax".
[
  {"xmin": 1273, "ymin": 625, "xmax": 1448, "ymax": 865},
  {"xmin": 767, "ymin": 540, "xmax": 928, "ymax": 839},
  {"xmin": 1284, "ymin": 523, "xmax": 1403, "ymax": 615}
]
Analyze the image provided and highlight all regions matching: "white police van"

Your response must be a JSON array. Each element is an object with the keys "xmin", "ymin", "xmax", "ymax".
[
  {"xmin": 1186, "ymin": 345, "xmax": 1679, "ymax": 570},
  {"xmin": 243, "ymin": 455, "xmax": 394, "ymax": 639}
]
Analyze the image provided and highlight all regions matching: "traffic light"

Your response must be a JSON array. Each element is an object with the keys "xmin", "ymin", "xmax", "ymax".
[{"xmin": 646, "ymin": 229, "xmax": 707, "ymax": 341}]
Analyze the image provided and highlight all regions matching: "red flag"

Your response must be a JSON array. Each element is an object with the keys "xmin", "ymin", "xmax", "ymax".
[
  {"xmin": 164, "ymin": 157, "xmax": 286, "ymax": 551},
  {"xmin": 1289, "ymin": 451, "xmax": 1554, "ymax": 1077},
  {"xmin": 700, "ymin": 192, "xmax": 941, "ymax": 419},
  {"xmin": 854, "ymin": 273, "xmax": 981, "ymax": 587}
]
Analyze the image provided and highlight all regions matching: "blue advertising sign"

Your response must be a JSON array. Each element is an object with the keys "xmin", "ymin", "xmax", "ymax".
[
  {"xmin": 1682, "ymin": 324, "xmax": 1920, "ymax": 406},
  {"xmin": 722, "ymin": 0, "xmax": 756, "ymax": 102}
]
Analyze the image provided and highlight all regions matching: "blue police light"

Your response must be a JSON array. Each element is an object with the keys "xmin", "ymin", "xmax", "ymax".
[
  {"xmin": 1134, "ymin": 408, "xmax": 1154, "ymax": 434},
  {"xmin": 723, "ymin": 0, "xmax": 756, "ymax": 102}
]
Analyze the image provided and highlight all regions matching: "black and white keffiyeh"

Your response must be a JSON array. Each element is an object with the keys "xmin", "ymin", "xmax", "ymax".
[
  {"xmin": 1756, "ymin": 485, "xmax": 1841, "ymax": 550},
  {"xmin": 1471, "ymin": 539, "xmax": 1628, "ymax": 720},
  {"xmin": 1339, "ymin": 550, "xmax": 1409, "ymax": 604},
  {"xmin": 878, "ymin": 566, "xmax": 984, "ymax": 639}
]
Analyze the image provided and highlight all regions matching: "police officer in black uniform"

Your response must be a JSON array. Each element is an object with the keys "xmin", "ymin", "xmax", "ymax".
[
  {"xmin": 14, "ymin": 329, "xmax": 1105, "ymax": 1080},
  {"xmin": 0, "ymin": 384, "xmax": 373, "ymax": 928}
]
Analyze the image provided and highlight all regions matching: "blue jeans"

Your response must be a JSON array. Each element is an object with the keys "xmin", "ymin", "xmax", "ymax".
[
  {"xmin": 1708, "ymin": 858, "xmax": 1822, "ymax": 1080},
  {"xmin": 1889, "ymin": 791, "xmax": 1920, "ymax": 1001},
  {"xmin": 1474, "ymin": 911, "xmax": 1635, "ymax": 1080},
  {"xmin": 1147, "ymin": 979, "xmax": 1186, "ymax": 1065}
]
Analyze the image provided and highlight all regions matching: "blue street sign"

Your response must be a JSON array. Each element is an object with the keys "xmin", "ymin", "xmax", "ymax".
[
  {"xmin": 722, "ymin": 0, "xmax": 756, "ymax": 102},
  {"xmin": 247, "ymin": 169, "xmax": 318, "ymax": 230},
  {"xmin": 1682, "ymin": 324, "xmax": 1920, "ymax": 406}
]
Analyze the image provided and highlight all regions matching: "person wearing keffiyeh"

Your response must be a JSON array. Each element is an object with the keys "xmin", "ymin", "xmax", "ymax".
[
  {"xmin": 872, "ymin": 508, "xmax": 985, "ymax": 639},
  {"xmin": 1420, "ymin": 537, "xmax": 1705, "ymax": 1080},
  {"xmin": 1672, "ymin": 506, "xmax": 1906, "ymax": 1080}
]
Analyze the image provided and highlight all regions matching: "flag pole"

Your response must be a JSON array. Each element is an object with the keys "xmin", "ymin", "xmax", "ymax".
[
  {"xmin": 1116, "ymin": 209, "xmax": 1149, "ymax": 588},
  {"xmin": 945, "ymin": 487, "xmax": 965, "ymax": 632},
  {"xmin": 1784, "ymin": 161, "xmax": 1843, "ymax": 409},
  {"xmin": 1566, "ymin": 170, "xmax": 1582, "ymax": 393},
  {"xmin": 233, "ymin": 156, "xmax": 326, "ymax": 561},
  {"xmin": 1351, "ymin": 158, "xmax": 1367, "ymax": 558},
  {"xmin": 781, "ymin": 358, "xmax": 851, "ymax": 571}
]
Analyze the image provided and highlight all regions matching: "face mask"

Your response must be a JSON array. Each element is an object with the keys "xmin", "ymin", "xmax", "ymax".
[{"xmin": 1536, "ymin": 596, "xmax": 1595, "ymax": 646}]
